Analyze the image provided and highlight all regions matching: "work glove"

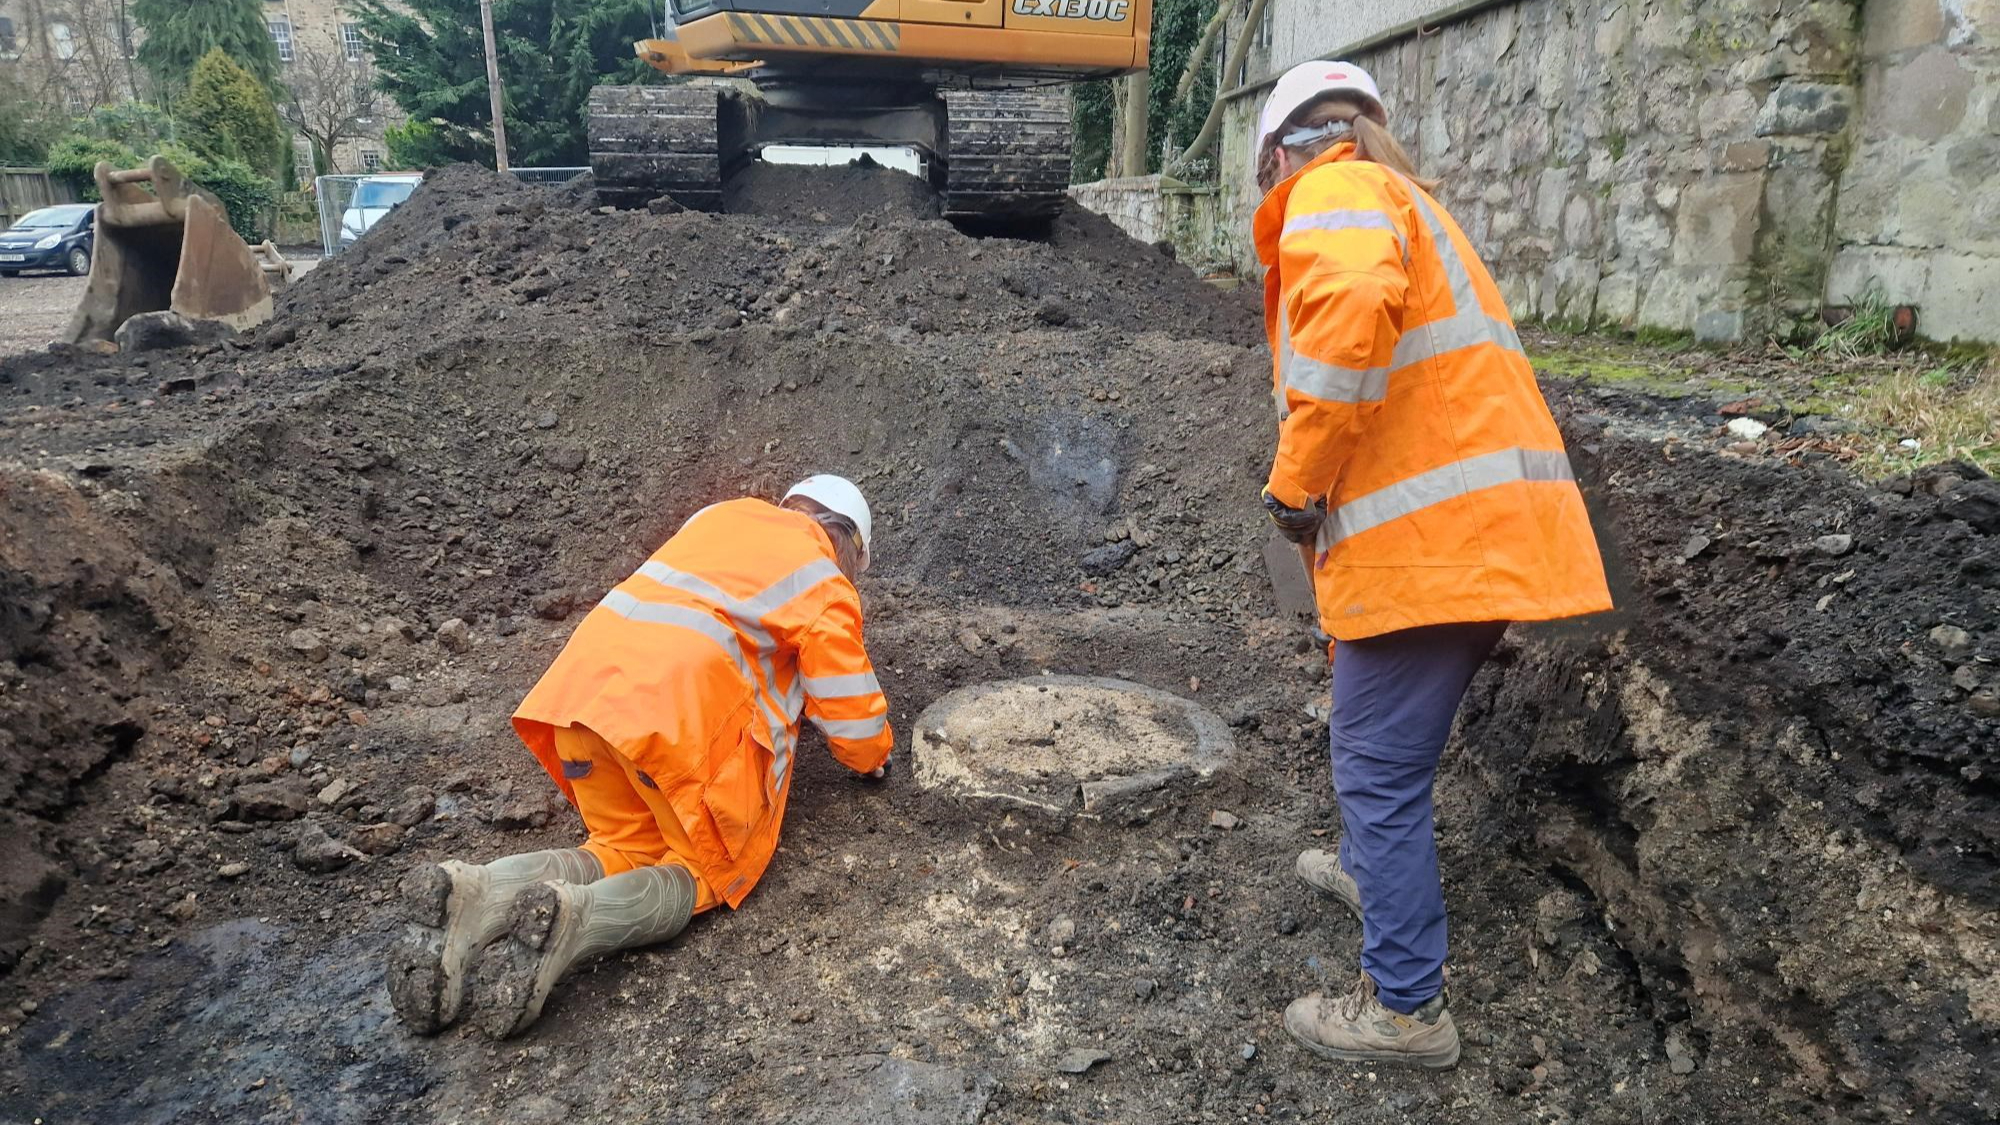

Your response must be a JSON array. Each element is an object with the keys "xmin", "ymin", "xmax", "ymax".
[
  {"xmin": 857, "ymin": 758, "xmax": 891, "ymax": 783},
  {"xmin": 1262, "ymin": 486, "xmax": 1324, "ymax": 545}
]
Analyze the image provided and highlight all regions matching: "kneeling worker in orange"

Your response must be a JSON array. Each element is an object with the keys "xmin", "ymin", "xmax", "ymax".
[{"xmin": 387, "ymin": 475, "xmax": 892, "ymax": 1038}]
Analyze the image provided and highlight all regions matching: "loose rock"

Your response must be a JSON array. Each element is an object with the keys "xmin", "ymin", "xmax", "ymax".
[
  {"xmin": 292, "ymin": 825, "xmax": 363, "ymax": 873},
  {"xmin": 285, "ymin": 629, "xmax": 329, "ymax": 663},
  {"xmin": 234, "ymin": 783, "xmax": 307, "ymax": 822},
  {"xmin": 1055, "ymin": 1048, "xmax": 1112, "ymax": 1074},
  {"xmin": 1938, "ymin": 481, "xmax": 2000, "ymax": 534},
  {"xmin": 1080, "ymin": 541, "xmax": 1139, "ymax": 576},
  {"xmin": 437, "ymin": 618, "xmax": 473, "ymax": 653},
  {"xmin": 1725, "ymin": 417, "xmax": 1769, "ymax": 441},
  {"xmin": 386, "ymin": 787, "xmax": 437, "ymax": 827},
  {"xmin": 349, "ymin": 822, "xmax": 407, "ymax": 856},
  {"xmin": 114, "ymin": 311, "xmax": 235, "ymax": 354},
  {"xmin": 1930, "ymin": 625, "xmax": 1975, "ymax": 664}
]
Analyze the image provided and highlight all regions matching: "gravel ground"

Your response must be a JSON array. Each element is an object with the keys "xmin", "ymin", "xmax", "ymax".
[
  {"xmin": 0, "ymin": 258, "xmax": 321, "ymax": 358},
  {"xmin": 0, "ymin": 274, "xmax": 85, "ymax": 355}
]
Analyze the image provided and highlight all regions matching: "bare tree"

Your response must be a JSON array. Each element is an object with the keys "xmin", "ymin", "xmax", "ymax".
[
  {"xmin": 16, "ymin": 0, "xmax": 144, "ymax": 115},
  {"xmin": 279, "ymin": 42, "xmax": 379, "ymax": 174}
]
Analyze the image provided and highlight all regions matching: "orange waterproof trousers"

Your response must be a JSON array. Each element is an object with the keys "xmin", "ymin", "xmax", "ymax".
[{"xmin": 552, "ymin": 724, "xmax": 721, "ymax": 914}]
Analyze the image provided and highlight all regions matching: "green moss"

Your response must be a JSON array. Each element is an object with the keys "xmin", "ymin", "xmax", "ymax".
[
  {"xmin": 1633, "ymin": 325, "xmax": 1695, "ymax": 348},
  {"xmin": 1526, "ymin": 344, "xmax": 1700, "ymax": 396},
  {"xmin": 1607, "ymin": 132, "xmax": 1628, "ymax": 161}
]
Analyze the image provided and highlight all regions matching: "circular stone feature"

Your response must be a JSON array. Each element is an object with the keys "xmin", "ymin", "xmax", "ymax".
[{"xmin": 910, "ymin": 675, "xmax": 1233, "ymax": 818}]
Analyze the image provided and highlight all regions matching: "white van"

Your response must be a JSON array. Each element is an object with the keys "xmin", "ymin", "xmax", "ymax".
[{"xmin": 336, "ymin": 173, "xmax": 423, "ymax": 249}]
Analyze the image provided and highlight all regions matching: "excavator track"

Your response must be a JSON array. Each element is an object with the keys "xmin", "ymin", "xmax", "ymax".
[
  {"xmin": 587, "ymin": 84, "xmax": 725, "ymax": 211},
  {"xmin": 942, "ymin": 88, "xmax": 1073, "ymax": 223}
]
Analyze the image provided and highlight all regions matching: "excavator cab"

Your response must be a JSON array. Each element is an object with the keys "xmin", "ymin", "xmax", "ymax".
[{"xmin": 592, "ymin": 0, "xmax": 1151, "ymax": 220}]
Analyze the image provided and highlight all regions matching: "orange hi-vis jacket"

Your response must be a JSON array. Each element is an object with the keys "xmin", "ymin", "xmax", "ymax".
[
  {"xmin": 1256, "ymin": 143, "xmax": 1611, "ymax": 640},
  {"xmin": 512, "ymin": 498, "xmax": 893, "ymax": 908}
]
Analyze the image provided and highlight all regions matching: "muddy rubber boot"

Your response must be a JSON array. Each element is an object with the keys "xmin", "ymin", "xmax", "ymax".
[
  {"xmin": 473, "ymin": 862, "xmax": 697, "ymax": 1039},
  {"xmin": 1283, "ymin": 974, "xmax": 1460, "ymax": 1069},
  {"xmin": 1294, "ymin": 848, "xmax": 1362, "ymax": 922},
  {"xmin": 386, "ymin": 848, "xmax": 602, "ymax": 1034}
]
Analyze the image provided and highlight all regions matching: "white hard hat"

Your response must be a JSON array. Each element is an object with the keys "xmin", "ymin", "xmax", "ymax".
[
  {"xmin": 783, "ymin": 474, "xmax": 873, "ymax": 570},
  {"xmin": 1255, "ymin": 60, "xmax": 1388, "ymax": 165}
]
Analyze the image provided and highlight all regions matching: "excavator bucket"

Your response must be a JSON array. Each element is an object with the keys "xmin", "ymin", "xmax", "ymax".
[{"xmin": 65, "ymin": 155, "xmax": 292, "ymax": 346}]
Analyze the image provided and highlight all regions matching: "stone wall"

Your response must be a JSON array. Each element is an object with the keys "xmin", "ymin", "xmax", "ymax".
[
  {"xmin": 1067, "ymin": 175, "xmax": 1241, "ymax": 272},
  {"xmin": 1827, "ymin": 0, "xmax": 2000, "ymax": 342},
  {"xmin": 1210, "ymin": 0, "xmax": 1872, "ymax": 343}
]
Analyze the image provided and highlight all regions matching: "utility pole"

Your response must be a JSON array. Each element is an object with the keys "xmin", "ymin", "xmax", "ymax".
[{"xmin": 478, "ymin": 0, "xmax": 510, "ymax": 172}]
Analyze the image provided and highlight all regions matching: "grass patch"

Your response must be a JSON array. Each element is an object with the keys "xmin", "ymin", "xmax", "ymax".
[
  {"xmin": 1851, "ymin": 358, "xmax": 2000, "ymax": 477},
  {"xmin": 1810, "ymin": 286, "xmax": 1901, "ymax": 360}
]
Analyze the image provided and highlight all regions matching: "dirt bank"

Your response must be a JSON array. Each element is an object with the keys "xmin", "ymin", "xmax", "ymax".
[{"xmin": 0, "ymin": 164, "xmax": 1991, "ymax": 1124}]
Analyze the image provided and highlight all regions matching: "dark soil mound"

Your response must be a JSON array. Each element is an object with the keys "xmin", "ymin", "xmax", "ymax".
[{"xmin": 722, "ymin": 158, "xmax": 942, "ymax": 224}]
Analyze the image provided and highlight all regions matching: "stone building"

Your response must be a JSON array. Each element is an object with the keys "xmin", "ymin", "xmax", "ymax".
[
  {"xmin": 265, "ymin": 0, "xmax": 405, "ymax": 175},
  {"xmin": 1098, "ymin": 0, "xmax": 2000, "ymax": 345},
  {"xmin": 0, "ymin": 0, "xmax": 402, "ymax": 175},
  {"xmin": 0, "ymin": 0, "xmax": 143, "ymax": 114}
]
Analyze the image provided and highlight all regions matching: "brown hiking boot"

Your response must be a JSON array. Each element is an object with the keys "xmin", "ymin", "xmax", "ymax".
[
  {"xmin": 1294, "ymin": 849, "xmax": 1362, "ymax": 922},
  {"xmin": 1283, "ymin": 974, "xmax": 1460, "ymax": 1069}
]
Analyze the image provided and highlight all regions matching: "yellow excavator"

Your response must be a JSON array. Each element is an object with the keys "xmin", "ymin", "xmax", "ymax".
[{"xmin": 590, "ymin": 0, "xmax": 1153, "ymax": 219}]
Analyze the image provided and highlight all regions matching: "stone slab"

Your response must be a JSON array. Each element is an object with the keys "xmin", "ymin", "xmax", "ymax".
[{"xmin": 910, "ymin": 676, "xmax": 1233, "ymax": 820}]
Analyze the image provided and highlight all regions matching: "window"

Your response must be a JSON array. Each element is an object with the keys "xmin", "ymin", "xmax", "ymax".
[
  {"xmin": 341, "ymin": 23, "xmax": 365, "ymax": 61},
  {"xmin": 119, "ymin": 17, "xmax": 136, "ymax": 58},
  {"xmin": 268, "ymin": 18, "xmax": 293, "ymax": 62},
  {"xmin": 360, "ymin": 149, "xmax": 383, "ymax": 171},
  {"xmin": 66, "ymin": 88, "xmax": 87, "ymax": 115},
  {"xmin": 0, "ymin": 17, "xmax": 16, "ymax": 56},
  {"xmin": 51, "ymin": 21, "xmax": 75, "ymax": 61},
  {"xmin": 353, "ymin": 79, "xmax": 374, "ymax": 118}
]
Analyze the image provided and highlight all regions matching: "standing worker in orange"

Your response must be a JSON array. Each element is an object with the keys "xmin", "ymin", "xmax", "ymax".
[
  {"xmin": 386, "ymin": 475, "xmax": 893, "ymax": 1038},
  {"xmin": 1249, "ymin": 63, "xmax": 1612, "ymax": 1068}
]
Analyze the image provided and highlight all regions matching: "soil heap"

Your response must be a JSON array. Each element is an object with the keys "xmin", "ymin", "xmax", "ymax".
[{"xmin": 0, "ymin": 162, "xmax": 1992, "ymax": 1124}]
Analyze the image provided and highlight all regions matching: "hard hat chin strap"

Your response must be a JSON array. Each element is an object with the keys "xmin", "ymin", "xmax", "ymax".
[{"xmin": 1278, "ymin": 119, "xmax": 1354, "ymax": 149}]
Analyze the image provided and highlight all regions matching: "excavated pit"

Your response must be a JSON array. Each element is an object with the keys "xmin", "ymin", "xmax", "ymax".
[{"xmin": 0, "ymin": 163, "xmax": 1992, "ymax": 1124}]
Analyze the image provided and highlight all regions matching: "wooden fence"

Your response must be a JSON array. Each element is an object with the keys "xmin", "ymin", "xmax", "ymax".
[{"xmin": 0, "ymin": 167, "xmax": 77, "ymax": 227}]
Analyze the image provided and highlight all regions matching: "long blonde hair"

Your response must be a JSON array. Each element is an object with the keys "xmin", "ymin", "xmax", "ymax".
[{"xmin": 1257, "ymin": 95, "xmax": 1439, "ymax": 194}]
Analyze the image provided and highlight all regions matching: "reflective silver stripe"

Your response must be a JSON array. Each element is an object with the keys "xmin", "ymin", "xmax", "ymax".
[
  {"xmin": 1326, "ymin": 447, "xmax": 1576, "ymax": 545},
  {"xmin": 597, "ymin": 591, "xmax": 748, "ymax": 677},
  {"xmin": 1285, "ymin": 352, "xmax": 1391, "ymax": 405},
  {"xmin": 1384, "ymin": 308, "xmax": 1523, "ymax": 371},
  {"xmin": 1399, "ymin": 182, "xmax": 1525, "ymax": 368},
  {"xmin": 1274, "ymin": 304, "xmax": 1295, "ymax": 419},
  {"xmin": 1281, "ymin": 208, "xmax": 1405, "ymax": 260},
  {"xmin": 813, "ymin": 714, "xmax": 888, "ymax": 742},
  {"xmin": 633, "ymin": 560, "xmax": 793, "ymax": 776},
  {"xmin": 738, "ymin": 558, "xmax": 843, "ymax": 621},
  {"xmin": 1279, "ymin": 180, "xmax": 1526, "ymax": 416},
  {"xmin": 637, "ymin": 561, "xmax": 731, "ymax": 607},
  {"xmin": 802, "ymin": 671, "xmax": 881, "ymax": 699},
  {"xmin": 626, "ymin": 556, "xmax": 844, "ymax": 786}
]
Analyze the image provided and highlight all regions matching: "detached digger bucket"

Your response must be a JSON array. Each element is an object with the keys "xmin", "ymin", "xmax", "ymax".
[{"xmin": 65, "ymin": 155, "xmax": 291, "ymax": 346}]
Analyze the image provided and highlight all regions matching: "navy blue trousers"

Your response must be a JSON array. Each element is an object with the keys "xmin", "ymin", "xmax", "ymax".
[{"xmin": 1328, "ymin": 620, "xmax": 1506, "ymax": 1013}]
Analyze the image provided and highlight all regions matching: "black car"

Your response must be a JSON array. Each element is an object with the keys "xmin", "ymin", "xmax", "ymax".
[{"xmin": 0, "ymin": 204, "xmax": 96, "ymax": 277}]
